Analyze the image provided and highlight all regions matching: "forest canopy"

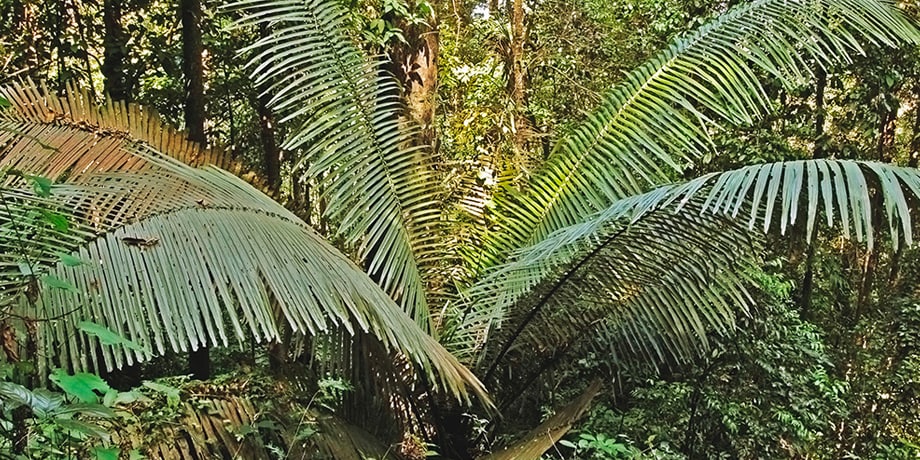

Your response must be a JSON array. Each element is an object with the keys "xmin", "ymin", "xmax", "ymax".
[{"xmin": 0, "ymin": 0, "xmax": 920, "ymax": 458}]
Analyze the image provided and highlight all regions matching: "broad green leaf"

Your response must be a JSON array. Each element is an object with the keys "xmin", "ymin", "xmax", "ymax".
[
  {"xmin": 29, "ymin": 388, "xmax": 66, "ymax": 416},
  {"xmin": 113, "ymin": 390, "xmax": 147, "ymax": 406},
  {"xmin": 0, "ymin": 382, "xmax": 37, "ymax": 410},
  {"xmin": 53, "ymin": 418, "xmax": 109, "ymax": 440},
  {"xmin": 50, "ymin": 369, "xmax": 112, "ymax": 403},
  {"xmin": 78, "ymin": 321, "xmax": 147, "ymax": 353},
  {"xmin": 27, "ymin": 175, "xmax": 52, "ymax": 197},
  {"xmin": 56, "ymin": 403, "xmax": 115, "ymax": 418},
  {"xmin": 41, "ymin": 274, "xmax": 77, "ymax": 292},
  {"xmin": 102, "ymin": 389, "xmax": 117, "ymax": 407},
  {"xmin": 102, "ymin": 388, "xmax": 146, "ymax": 407},
  {"xmin": 94, "ymin": 447, "xmax": 120, "ymax": 460},
  {"xmin": 55, "ymin": 252, "xmax": 87, "ymax": 267},
  {"xmin": 40, "ymin": 210, "xmax": 69, "ymax": 231}
]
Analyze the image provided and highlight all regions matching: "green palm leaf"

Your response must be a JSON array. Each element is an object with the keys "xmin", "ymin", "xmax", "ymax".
[
  {"xmin": 484, "ymin": 0, "xmax": 920, "ymax": 268},
  {"xmin": 0, "ymin": 82, "xmax": 487, "ymax": 405},
  {"xmin": 462, "ymin": 160, "xmax": 920, "ymax": 377},
  {"xmin": 229, "ymin": 0, "xmax": 442, "ymax": 331}
]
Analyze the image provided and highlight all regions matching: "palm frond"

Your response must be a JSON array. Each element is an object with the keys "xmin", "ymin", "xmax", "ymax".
[
  {"xmin": 484, "ymin": 0, "xmax": 920, "ymax": 268},
  {"xmin": 461, "ymin": 160, "xmax": 920, "ymax": 377},
  {"xmin": 229, "ymin": 0, "xmax": 443, "ymax": 331},
  {"xmin": 0, "ymin": 82, "xmax": 487, "ymax": 405}
]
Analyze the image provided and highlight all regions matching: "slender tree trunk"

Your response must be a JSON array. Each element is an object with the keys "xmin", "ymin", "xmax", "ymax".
[
  {"xmin": 890, "ymin": 86, "xmax": 916, "ymax": 286},
  {"xmin": 181, "ymin": 0, "xmax": 206, "ymax": 144},
  {"xmin": 267, "ymin": 297, "xmax": 292, "ymax": 372},
  {"xmin": 256, "ymin": 95, "xmax": 281, "ymax": 195},
  {"xmin": 254, "ymin": 26, "xmax": 282, "ymax": 194},
  {"xmin": 292, "ymin": 171, "xmax": 312, "ymax": 225},
  {"xmin": 188, "ymin": 344, "xmax": 209, "ymax": 380},
  {"xmin": 876, "ymin": 106, "xmax": 897, "ymax": 162},
  {"xmin": 800, "ymin": 68, "xmax": 826, "ymax": 316},
  {"xmin": 910, "ymin": 84, "xmax": 920, "ymax": 168},
  {"xmin": 813, "ymin": 68, "xmax": 827, "ymax": 159},
  {"xmin": 856, "ymin": 106, "xmax": 897, "ymax": 312},
  {"xmin": 102, "ymin": 0, "xmax": 128, "ymax": 101},
  {"xmin": 181, "ymin": 0, "xmax": 209, "ymax": 379},
  {"xmin": 52, "ymin": 0, "xmax": 66, "ymax": 91},
  {"xmin": 510, "ymin": 0, "xmax": 527, "ymax": 154}
]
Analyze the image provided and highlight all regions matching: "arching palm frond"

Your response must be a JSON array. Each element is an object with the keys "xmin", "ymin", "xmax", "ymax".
[
  {"xmin": 229, "ymin": 0, "xmax": 442, "ymax": 332},
  {"xmin": 460, "ymin": 160, "xmax": 920, "ymax": 379},
  {"xmin": 482, "ymin": 0, "xmax": 920, "ymax": 269},
  {"xmin": 0, "ymin": 82, "xmax": 487, "ymax": 405}
]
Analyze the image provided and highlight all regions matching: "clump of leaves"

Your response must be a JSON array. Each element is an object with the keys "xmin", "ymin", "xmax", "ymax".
[{"xmin": 0, "ymin": 369, "xmax": 146, "ymax": 459}]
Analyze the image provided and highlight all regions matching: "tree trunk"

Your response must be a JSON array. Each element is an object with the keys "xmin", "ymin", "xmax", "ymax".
[
  {"xmin": 386, "ymin": 2, "xmax": 439, "ymax": 151},
  {"xmin": 52, "ymin": 0, "xmax": 66, "ymax": 91},
  {"xmin": 855, "ymin": 105, "xmax": 897, "ymax": 312},
  {"xmin": 799, "ymin": 68, "xmax": 826, "ymax": 316},
  {"xmin": 102, "ymin": 0, "xmax": 128, "ymax": 101},
  {"xmin": 291, "ymin": 170, "xmax": 312, "ymax": 225},
  {"xmin": 181, "ymin": 0, "xmax": 206, "ymax": 144},
  {"xmin": 181, "ymin": 0, "xmax": 209, "ymax": 379},
  {"xmin": 188, "ymin": 344, "xmax": 210, "ymax": 380},
  {"xmin": 813, "ymin": 68, "xmax": 827, "ymax": 159},
  {"xmin": 510, "ymin": 0, "xmax": 527, "ymax": 154},
  {"xmin": 910, "ymin": 84, "xmax": 920, "ymax": 168},
  {"xmin": 256, "ymin": 94, "xmax": 281, "ymax": 195}
]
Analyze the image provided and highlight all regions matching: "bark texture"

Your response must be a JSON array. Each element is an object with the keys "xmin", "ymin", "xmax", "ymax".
[
  {"xmin": 102, "ymin": 0, "xmax": 128, "ymax": 101},
  {"xmin": 181, "ymin": 0, "xmax": 209, "ymax": 379},
  {"xmin": 256, "ymin": 94, "xmax": 281, "ymax": 195},
  {"xmin": 386, "ymin": 3, "xmax": 440, "ymax": 150},
  {"xmin": 510, "ymin": 0, "xmax": 527, "ymax": 152},
  {"xmin": 181, "ymin": 0, "xmax": 206, "ymax": 144}
]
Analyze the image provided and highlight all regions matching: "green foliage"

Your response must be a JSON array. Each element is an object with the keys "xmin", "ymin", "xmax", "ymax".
[
  {"xmin": 4, "ymin": 0, "xmax": 920, "ymax": 457},
  {"xmin": 558, "ymin": 433, "xmax": 646, "ymax": 459},
  {"xmin": 0, "ymin": 372, "xmax": 134, "ymax": 459},
  {"xmin": 78, "ymin": 322, "xmax": 148, "ymax": 354},
  {"xmin": 563, "ymin": 270, "xmax": 849, "ymax": 459},
  {"xmin": 50, "ymin": 370, "xmax": 112, "ymax": 404},
  {"xmin": 310, "ymin": 376, "xmax": 353, "ymax": 412},
  {"xmin": 140, "ymin": 381, "xmax": 182, "ymax": 408},
  {"xmin": 346, "ymin": 0, "xmax": 433, "ymax": 49},
  {"xmin": 93, "ymin": 446, "xmax": 120, "ymax": 460}
]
